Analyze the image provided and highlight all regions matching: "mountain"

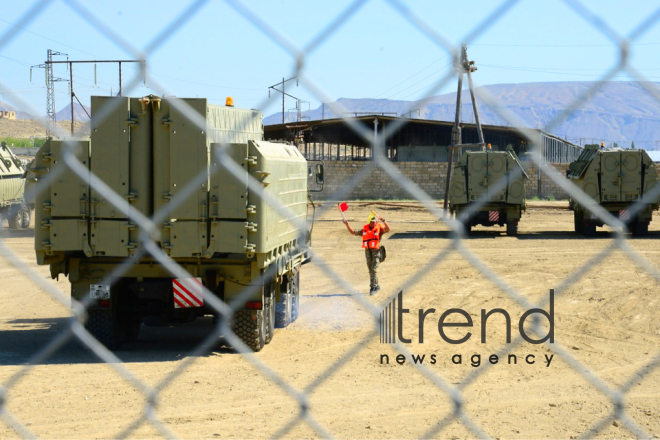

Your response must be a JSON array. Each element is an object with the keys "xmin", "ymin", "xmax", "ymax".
[
  {"xmin": 264, "ymin": 82, "xmax": 660, "ymax": 148},
  {"xmin": 55, "ymin": 102, "xmax": 91, "ymax": 122}
]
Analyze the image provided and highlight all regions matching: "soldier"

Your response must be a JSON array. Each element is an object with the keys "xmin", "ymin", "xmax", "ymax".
[{"xmin": 343, "ymin": 211, "xmax": 390, "ymax": 295}]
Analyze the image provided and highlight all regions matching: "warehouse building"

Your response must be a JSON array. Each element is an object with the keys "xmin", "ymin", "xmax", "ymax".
[{"xmin": 264, "ymin": 115, "xmax": 581, "ymax": 164}]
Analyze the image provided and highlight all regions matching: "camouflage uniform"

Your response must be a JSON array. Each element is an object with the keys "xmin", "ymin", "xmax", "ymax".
[
  {"xmin": 354, "ymin": 228, "xmax": 384, "ymax": 291},
  {"xmin": 364, "ymin": 248, "xmax": 380, "ymax": 291}
]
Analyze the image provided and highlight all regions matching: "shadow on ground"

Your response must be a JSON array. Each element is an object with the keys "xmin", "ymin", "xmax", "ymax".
[{"xmin": 0, "ymin": 316, "xmax": 236, "ymax": 366}]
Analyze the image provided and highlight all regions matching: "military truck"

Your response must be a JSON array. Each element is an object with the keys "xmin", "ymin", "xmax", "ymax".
[
  {"xmin": 30, "ymin": 95, "xmax": 319, "ymax": 351},
  {"xmin": 448, "ymin": 146, "xmax": 528, "ymax": 236},
  {"xmin": 567, "ymin": 145, "xmax": 659, "ymax": 236},
  {"xmin": 0, "ymin": 141, "xmax": 30, "ymax": 229}
]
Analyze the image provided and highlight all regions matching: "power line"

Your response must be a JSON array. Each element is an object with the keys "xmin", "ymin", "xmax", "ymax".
[
  {"xmin": 472, "ymin": 42, "xmax": 660, "ymax": 47},
  {"xmin": 0, "ymin": 17, "xmax": 99, "ymax": 57},
  {"xmin": 373, "ymin": 53, "xmax": 450, "ymax": 98},
  {"xmin": 386, "ymin": 61, "xmax": 454, "ymax": 100}
]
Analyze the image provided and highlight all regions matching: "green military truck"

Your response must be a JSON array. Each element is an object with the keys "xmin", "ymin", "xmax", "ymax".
[
  {"xmin": 0, "ymin": 141, "xmax": 30, "ymax": 229},
  {"xmin": 448, "ymin": 146, "xmax": 528, "ymax": 236},
  {"xmin": 567, "ymin": 145, "xmax": 660, "ymax": 236},
  {"xmin": 30, "ymin": 95, "xmax": 317, "ymax": 351}
]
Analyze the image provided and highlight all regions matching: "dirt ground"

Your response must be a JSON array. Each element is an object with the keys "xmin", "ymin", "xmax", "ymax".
[{"xmin": 0, "ymin": 202, "xmax": 659, "ymax": 439}]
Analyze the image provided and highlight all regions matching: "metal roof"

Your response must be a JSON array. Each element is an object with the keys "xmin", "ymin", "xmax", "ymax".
[{"xmin": 264, "ymin": 115, "xmax": 578, "ymax": 148}]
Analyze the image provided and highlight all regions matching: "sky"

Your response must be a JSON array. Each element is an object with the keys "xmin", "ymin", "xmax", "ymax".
[{"xmin": 2, "ymin": 0, "xmax": 660, "ymax": 118}]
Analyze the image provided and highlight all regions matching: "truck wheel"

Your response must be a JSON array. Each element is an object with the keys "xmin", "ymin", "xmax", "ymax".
[
  {"xmin": 85, "ymin": 309, "xmax": 124, "ymax": 350},
  {"xmin": 8, "ymin": 205, "xmax": 29, "ymax": 230},
  {"xmin": 291, "ymin": 271, "xmax": 300, "ymax": 322},
  {"xmin": 583, "ymin": 220, "xmax": 596, "ymax": 237},
  {"xmin": 460, "ymin": 220, "xmax": 471, "ymax": 234},
  {"xmin": 231, "ymin": 309, "xmax": 265, "ymax": 352},
  {"xmin": 275, "ymin": 278, "xmax": 293, "ymax": 328},
  {"xmin": 264, "ymin": 292, "xmax": 275, "ymax": 345},
  {"xmin": 123, "ymin": 319, "xmax": 142, "ymax": 344},
  {"xmin": 574, "ymin": 211, "xmax": 583, "ymax": 233},
  {"xmin": 631, "ymin": 221, "xmax": 649, "ymax": 237},
  {"xmin": 506, "ymin": 221, "xmax": 518, "ymax": 236}
]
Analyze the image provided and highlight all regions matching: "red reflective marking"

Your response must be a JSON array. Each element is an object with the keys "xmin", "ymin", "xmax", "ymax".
[
  {"xmin": 173, "ymin": 296, "xmax": 187, "ymax": 308},
  {"xmin": 173, "ymin": 279, "xmax": 203, "ymax": 307}
]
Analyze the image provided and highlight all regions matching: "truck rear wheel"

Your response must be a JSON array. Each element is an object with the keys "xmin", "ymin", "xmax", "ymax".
[
  {"xmin": 276, "ymin": 278, "xmax": 293, "ymax": 328},
  {"xmin": 291, "ymin": 271, "xmax": 300, "ymax": 322},
  {"xmin": 264, "ymin": 289, "xmax": 275, "ymax": 344},
  {"xmin": 232, "ymin": 309, "xmax": 265, "ymax": 352},
  {"xmin": 583, "ymin": 220, "xmax": 596, "ymax": 237},
  {"xmin": 8, "ymin": 205, "xmax": 30, "ymax": 230},
  {"xmin": 574, "ymin": 211, "xmax": 583, "ymax": 233},
  {"xmin": 631, "ymin": 221, "xmax": 649, "ymax": 237},
  {"xmin": 85, "ymin": 309, "xmax": 124, "ymax": 350},
  {"xmin": 506, "ymin": 221, "xmax": 518, "ymax": 236}
]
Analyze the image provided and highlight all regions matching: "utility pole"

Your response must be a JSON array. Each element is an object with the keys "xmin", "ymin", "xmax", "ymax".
[
  {"xmin": 321, "ymin": 102, "xmax": 325, "ymax": 120},
  {"xmin": 31, "ymin": 50, "xmax": 68, "ymax": 137},
  {"xmin": 444, "ymin": 44, "xmax": 485, "ymax": 212},
  {"xmin": 268, "ymin": 77, "xmax": 298, "ymax": 124},
  {"xmin": 43, "ymin": 58, "xmax": 142, "ymax": 135}
]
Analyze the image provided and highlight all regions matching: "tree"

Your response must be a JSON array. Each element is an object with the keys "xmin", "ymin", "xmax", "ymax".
[{"xmin": 631, "ymin": 141, "xmax": 636, "ymax": 149}]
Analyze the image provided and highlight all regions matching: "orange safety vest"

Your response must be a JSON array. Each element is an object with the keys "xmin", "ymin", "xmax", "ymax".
[{"xmin": 362, "ymin": 223, "xmax": 381, "ymax": 249}]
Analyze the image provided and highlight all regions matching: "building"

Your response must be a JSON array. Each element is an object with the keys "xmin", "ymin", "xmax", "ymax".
[
  {"xmin": 0, "ymin": 111, "xmax": 16, "ymax": 120},
  {"xmin": 264, "ymin": 115, "xmax": 582, "ymax": 164}
]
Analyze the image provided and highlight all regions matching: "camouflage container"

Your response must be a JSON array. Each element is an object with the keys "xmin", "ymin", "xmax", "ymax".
[
  {"xmin": 448, "ymin": 146, "xmax": 528, "ymax": 236},
  {"xmin": 567, "ymin": 145, "xmax": 659, "ymax": 236},
  {"xmin": 30, "ymin": 95, "xmax": 318, "ymax": 351},
  {"xmin": 0, "ymin": 141, "xmax": 30, "ymax": 229}
]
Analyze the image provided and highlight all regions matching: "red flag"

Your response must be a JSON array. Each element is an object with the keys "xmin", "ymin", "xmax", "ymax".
[{"xmin": 339, "ymin": 202, "xmax": 348, "ymax": 212}]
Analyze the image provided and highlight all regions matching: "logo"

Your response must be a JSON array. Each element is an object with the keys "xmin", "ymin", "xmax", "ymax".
[{"xmin": 379, "ymin": 289, "xmax": 555, "ymax": 368}]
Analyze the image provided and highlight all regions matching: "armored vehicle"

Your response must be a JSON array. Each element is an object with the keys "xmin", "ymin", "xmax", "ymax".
[
  {"xmin": 448, "ymin": 146, "xmax": 528, "ymax": 236},
  {"xmin": 30, "ymin": 95, "xmax": 318, "ymax": 351},
  {"xmin": 0, "ymin": 141, "xmax": 30, "ymax": 229},
  {"xmin": 567, "ymin": 145, "xmax": 659, "ymax": 236}
]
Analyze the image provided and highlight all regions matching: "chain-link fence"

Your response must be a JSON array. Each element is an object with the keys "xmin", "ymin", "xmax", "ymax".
[{"xmin": 2, "ymin": 0, "xmax": 660, "ymax": 438}]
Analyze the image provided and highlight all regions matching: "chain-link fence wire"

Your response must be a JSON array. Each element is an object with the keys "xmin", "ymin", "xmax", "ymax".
[{"xmin": 1, "ymin": 0, "xmax": 660, "ymax": 437}]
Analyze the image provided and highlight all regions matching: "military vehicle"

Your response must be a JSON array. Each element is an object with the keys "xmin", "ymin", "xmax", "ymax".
[
  {"xmin": 30, "ymin": 95, "xmax": 319, "ymax": 351},
  {"xmin": 0, "ymin": 141, "xmax": 30, "ymax": 229},
  {"xmin": 567, "ymin": 145, "xmax": 659, "ymax": 236},
  {"xmin": 448, "ymin": 146, "xmax": 528, "ymax": 235}
]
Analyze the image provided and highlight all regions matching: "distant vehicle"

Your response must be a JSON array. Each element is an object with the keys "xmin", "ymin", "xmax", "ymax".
[
  {"xmin": 0, "ymin": 141, "xmax": 30, "ymax": 229},
  {"xmin": 29, "ymin": 95, "xmax": 322, "ymax": 351},
  {"xmin": 567, "ymin": 145, "xmax": 660, "ymax": 236},
  {"xmin": 449, "ymin": 146, "xmax": 528, "ymax": 236}
]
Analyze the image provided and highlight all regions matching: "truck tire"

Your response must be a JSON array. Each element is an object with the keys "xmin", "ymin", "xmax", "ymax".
[
  {"xmin": 85, "ymin": 309, "xmax": 124, "ymax": 350},
  {"xmin": 8, "ymin": 205, "xmax": 29, "ymax": 230},
  {"xmin": 123, "ymin": 319, "xmax": 142, "ymax": 344},
  {"xmin": 264, "ymin": 294, "xmax": 275, "ymax": 344},
  {"xmin": 583, "ymin": 220, "xmax": 596, "ymax": 237},
  {"xmin": 574, "ymin": 211, "xmax": 583, "ymax": 233},
  {"xmin": 460, "ymin": 220, "xmax": 471, "ymax": 235},
  {"xmin": 291, "ymin": 271, "xmax": 300, "ymax": 322},
  {"xmin": 506, "ymin": 221, "xmax": 518, "ymax": 236},
  {"xmin": 275, "ymin": 279, "xmax": 292, "ymax": 328},
  {"xmin": 631, "ymin": 221, "xmax": 649, "ymax": 237},
  {"xmin": 231, "ymin": 309, "xmax": 265, "ymax": 352}
]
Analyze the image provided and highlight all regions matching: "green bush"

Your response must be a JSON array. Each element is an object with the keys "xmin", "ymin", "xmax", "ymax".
[{"xmin": 0, "ymin": 137, "xmax": 47, "ymax": 149}]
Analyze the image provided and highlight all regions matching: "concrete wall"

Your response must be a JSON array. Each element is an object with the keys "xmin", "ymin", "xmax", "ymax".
[{"xmin": 308, "ymin": 160, "xmax": 572, "ymax": 201}]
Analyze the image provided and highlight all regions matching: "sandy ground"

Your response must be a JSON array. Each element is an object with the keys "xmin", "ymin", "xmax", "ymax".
[
  {"xmin": 0, "ymin": 119, "xmax": 90, "ymax": 139},
  {"xmin": 0, "ymin": 203, "xmax": 659, "ymax": 439}
]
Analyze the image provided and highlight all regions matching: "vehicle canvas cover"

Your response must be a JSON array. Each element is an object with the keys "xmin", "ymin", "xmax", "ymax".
[
  {"xmin": 568, "ymin": 148, "xmax": 660, "ymax": 205},
  {"xmin": 449, "ymin": 149, "xmax": 528, "ymax": 206},
  {"xmin": 34, "ymin": 95, "xmax": 306, "ymax": 265}
]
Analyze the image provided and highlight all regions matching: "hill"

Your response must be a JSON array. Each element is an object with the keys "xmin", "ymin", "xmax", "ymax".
[
  {"xmin": 55, "ymin": 102, "xmax": 91, "ymax": 122},
  {"xmin": 264, "ymin": 81, "xmax": 660, "ymax": 148},
  {"xmin": 0, "ymin": 100, "xmax": 34, "ymax": 120}
]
